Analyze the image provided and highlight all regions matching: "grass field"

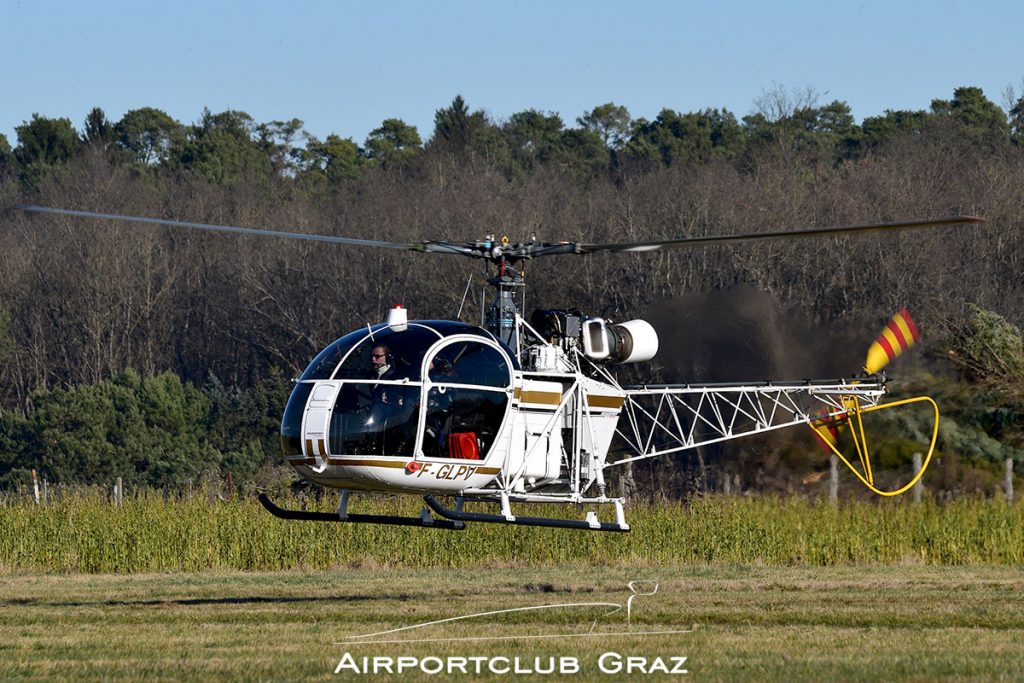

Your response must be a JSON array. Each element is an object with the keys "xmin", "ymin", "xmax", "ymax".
[
  {"xmin": 2, "ymin": 494, "xmax": 1023, "ymax": 571},
  {"xmin": 2, "ymin": 565, "xmax": 1023, "ymax": 681},
  {"xmin": 3, "ymin": 495, "xmax": 1023, "ymax": 680}
]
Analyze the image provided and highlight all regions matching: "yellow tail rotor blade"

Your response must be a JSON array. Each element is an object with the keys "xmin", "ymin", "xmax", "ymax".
[{"xmin": 864, "ymin": 308, "xmax": 921, "ymax": 373}]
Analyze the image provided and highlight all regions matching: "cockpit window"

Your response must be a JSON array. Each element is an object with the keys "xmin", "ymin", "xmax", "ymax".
[
  {"xmin": 428, "ymin": 341, "xmax": 510, "ymax": 388},
  {"xmin": 299, "ymin": 327, "xmax": 382, "ymax": 381},
  {"xmin": 421, "ymin": 387, "xmax": 508, "ymax": 460},
  {"xmin": 280, "ymin": 382, "xmax": 313, "ymax": 455},
  {"xmin": 300, "ymin": 322, "xmax": 519, "ymax": 383},
  {"xmin": 329, "ymin": 384, "xmax": 419, "ymax": 457},
  {"xmin": 334, "ymin": 326, "xmax": 441, "ymax": 381},
  {"xmin": 420, "ymin": 339, "xmax": 511, "ymax": 460}
]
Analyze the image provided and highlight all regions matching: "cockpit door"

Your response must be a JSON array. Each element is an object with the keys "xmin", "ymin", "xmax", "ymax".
[
  {"xmin": 302, "ymin": 381, "xmax": 342, "ymax": 469},
  {"xmin": 418, "ymin": 338, "xmax": 514, "ymax": 462}
]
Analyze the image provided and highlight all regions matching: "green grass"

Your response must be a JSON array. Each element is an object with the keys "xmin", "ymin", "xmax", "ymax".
[
  {"xmin": 2, "ymin": 495, "xmax": 1022, "ymax": 680},
  {"xmin": 1, "ymin": 493, "xmax": 1023, "ymax": 572},
  {"xmin": 1, "ymin": 566, "xmax": 1022, "ymax": 681}
]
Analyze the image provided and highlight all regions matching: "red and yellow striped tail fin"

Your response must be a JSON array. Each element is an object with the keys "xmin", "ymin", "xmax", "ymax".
[
  {"xmin": 864, "ymin": 309, "xmax": 920, "ymax": 374},
  {"xmin": 810, "ymin": 408, "xmax": 842, "ymax": 452}
]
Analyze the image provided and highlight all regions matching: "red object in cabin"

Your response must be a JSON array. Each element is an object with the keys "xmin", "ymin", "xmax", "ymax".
[{"xmin": 448, "ymin": 432, "xmax": 480, "ymax": 460}]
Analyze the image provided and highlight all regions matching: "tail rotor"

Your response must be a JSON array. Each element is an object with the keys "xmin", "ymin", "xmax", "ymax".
[
  {"xmin": 864, "ymin": 308, "xmax": 921, "ymax": 374},
  {"xmin": 809, "ymin": 309, "xmax": 938, "ymax": 496}
]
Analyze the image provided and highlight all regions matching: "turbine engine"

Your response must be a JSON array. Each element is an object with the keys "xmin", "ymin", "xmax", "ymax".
[
  {"xmin": 581, "ymin": 318, "xmax": 659, "ymax": 363},
  {"xmin": 530, "ymin": 309, "xmax": 659, "ymax": 365}
]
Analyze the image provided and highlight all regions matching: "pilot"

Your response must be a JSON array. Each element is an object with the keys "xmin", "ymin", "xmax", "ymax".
[
  {"xmin": 370, "ymin": 344, "xmax": 394, "ymax": 380},
  {"xmin": 366, "ymin": 344, "xmax": 413, "ymax": 454}
]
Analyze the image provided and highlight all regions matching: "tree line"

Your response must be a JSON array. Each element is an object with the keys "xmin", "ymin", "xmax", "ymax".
[
  {"xmin": 3, "ymin": 86, "xmax": 1022, "ymax": 189},
  {"xmin": 1, "ymin": 86, "xmax": 1023, "ymax": 495}
]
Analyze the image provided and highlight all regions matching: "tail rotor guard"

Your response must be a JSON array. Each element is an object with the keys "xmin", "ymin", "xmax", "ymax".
[
  {"xmin": 809, "ymin": 309, "xmax": 936, "ymax": 496},
  {"xmin": 810, "ymin": 395, "xmax": 939, "ymax": 496}
]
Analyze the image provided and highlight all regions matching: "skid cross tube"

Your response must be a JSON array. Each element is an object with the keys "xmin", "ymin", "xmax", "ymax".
[{"xmin": 423, "ymin": 496, "xmax": 629, "ymax": 532}]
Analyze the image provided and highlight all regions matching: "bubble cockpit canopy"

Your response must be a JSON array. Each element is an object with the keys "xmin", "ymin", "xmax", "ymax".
[{"xmin": 282, "ymin": 321, "xmax": 519, "ymax": 462}]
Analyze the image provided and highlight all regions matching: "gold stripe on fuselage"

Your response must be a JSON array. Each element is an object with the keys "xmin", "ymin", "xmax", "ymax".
[
  {"xmin": 325, "ymin": 458, "xmax": 407, "ymax": 468},
  {"xmin": 516, "ymin": 389, "xmax": 562, "ymax": 405},
  {"xmin": 585, "ymin": 394, "xmax": 625, "ymax": 409},
  {"xmin": 323, "ymin": 458, "xmax": 501, "ymax": 475}
]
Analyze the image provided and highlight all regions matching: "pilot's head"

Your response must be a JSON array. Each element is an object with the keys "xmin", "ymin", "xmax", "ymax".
[{"xmin": 370, "ymin": 345, "xmax": 391, "ymax": 376}]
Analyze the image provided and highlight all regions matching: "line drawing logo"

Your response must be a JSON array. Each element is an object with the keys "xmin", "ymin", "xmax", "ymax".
[{"xmin": 336, "ymin": 581, "xmax": 693, "ymax": 645}]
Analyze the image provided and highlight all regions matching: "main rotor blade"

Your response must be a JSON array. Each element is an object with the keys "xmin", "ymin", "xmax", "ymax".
[
  {"xmin": 564, "ymin": 216, "xmax": 986, "ymax": 255},
  {"xmin": 16, "ymin": 205, "xmax": 482, "ymax": 258},
  {"xmin": 16, "ymin": 205, "xmax": 987, "ymax": 262}
]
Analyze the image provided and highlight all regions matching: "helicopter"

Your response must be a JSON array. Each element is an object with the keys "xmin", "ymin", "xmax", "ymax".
[{"xmin": 18, "ymin": 205, "xmax": 984, "ymax": 532}]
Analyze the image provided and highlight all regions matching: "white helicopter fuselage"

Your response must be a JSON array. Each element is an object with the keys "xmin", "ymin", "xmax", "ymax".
[
  {"xmin": 279, "ymin": 311, "xmax": 897, "ymax": 522},
  {"xmin": 283, "ymin": 319, "xmax": 625, "ymax": 498}
]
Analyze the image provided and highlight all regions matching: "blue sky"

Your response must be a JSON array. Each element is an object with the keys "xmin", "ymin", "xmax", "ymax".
[{"xmin": 4, "ymin": 0, "xmax": 1022, "ymax": 147}]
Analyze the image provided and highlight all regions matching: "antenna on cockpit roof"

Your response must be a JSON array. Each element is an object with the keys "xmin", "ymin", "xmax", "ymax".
[{"xmin": 456, "ymin": 274, "xmax": 473, "ymax": 321}]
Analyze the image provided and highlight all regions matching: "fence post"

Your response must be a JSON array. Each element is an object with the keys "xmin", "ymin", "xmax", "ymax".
[
  {"xmin": 913, "ymin": 452, "xmax": 923, "ymax": 504},
  {"xmin": 829, "ymin": 454, "xmax": 838, "ymax": 504},
  {"xmin": 620, "ymin": 462, "xmax": 636, "ymax": 502},
  {"xmin": 32, "ymin": 469, "xmax": 40, "ymax": 505},
  {"xmin": 1006, "ymin": 458, "xmax": 1014, "ymax": 503},
  {"xmin": 116, "ymin": 477, "xmax": 123, "ymax": 507}
]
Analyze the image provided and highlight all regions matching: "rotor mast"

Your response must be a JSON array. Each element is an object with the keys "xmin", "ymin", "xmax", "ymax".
[{"xmin": 481, "ymin": 234, "xmax": 528, "ymax": 356}]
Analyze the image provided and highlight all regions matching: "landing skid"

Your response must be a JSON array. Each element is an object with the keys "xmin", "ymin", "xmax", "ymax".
[
  {"xmin": 423, "ymin": 496, "xmax": 630, "ymax": 532},
  {"xmin": 258, "ymin": 493, "xmax": 465, "ymax": 530}
]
